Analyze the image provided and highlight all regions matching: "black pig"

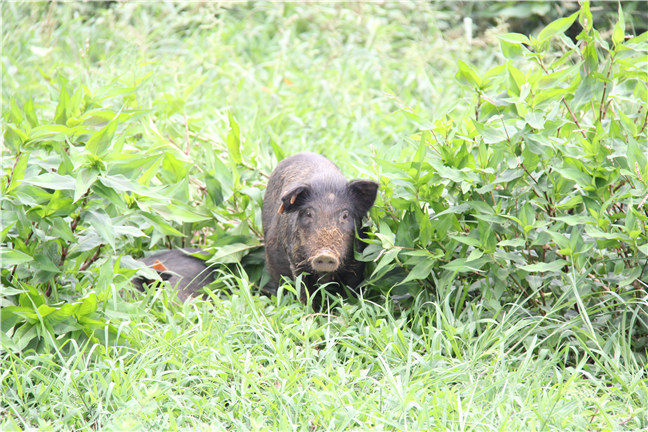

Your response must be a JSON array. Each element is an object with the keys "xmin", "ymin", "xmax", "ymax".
[
  {"xmin": 133, "ymin": 249, "xmax": 215, "ymax": 301},
  {"xmin": 262, "ymin": 152, "xmax": 378, "ymax": 304}
]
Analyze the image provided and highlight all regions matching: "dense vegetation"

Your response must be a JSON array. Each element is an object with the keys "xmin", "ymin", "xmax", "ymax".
[{"xmin": 2, "ymin": 2, "xmax": 647, "ymax": 430}]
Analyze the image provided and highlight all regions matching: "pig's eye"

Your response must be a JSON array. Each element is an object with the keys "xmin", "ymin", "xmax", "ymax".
[
  {"xmin": 340, "ymin": 210, "xmax": 350, "ymax": 222},
  {"xmin": 303, "ymin": 209, "xmax": 314, "ymax": 219}
]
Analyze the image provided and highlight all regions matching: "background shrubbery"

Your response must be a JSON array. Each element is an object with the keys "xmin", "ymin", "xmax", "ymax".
[
  {"xmin": 2, "ymin": 2, "xmax": 647, "ymax": 430},
  {"xmin": 363, "ymin": 4, "xmax": 648, "ymax": 347}
]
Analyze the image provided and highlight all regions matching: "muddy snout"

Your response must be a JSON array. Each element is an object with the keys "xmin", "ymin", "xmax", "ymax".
[{"xmin": 310, "ymin": 249, "xmax": 340, "ymax": 273}]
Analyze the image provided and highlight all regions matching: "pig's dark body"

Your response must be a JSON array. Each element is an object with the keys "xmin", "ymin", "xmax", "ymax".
[
  {"xmin": 132, "ymin": 153, "xmax": 377, "ymax": 306},
  {"xmin": 262, "ymin": 152, "xmax": 378, "ymax": 304},
  {"xmin": 133, "ymin": 249, "xmax": 215, "ymax": 301}
]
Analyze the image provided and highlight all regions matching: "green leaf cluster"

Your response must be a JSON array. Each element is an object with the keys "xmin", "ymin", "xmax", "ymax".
[
  {"xmin": 363, "ymin": 3, "xmax": 648, "ymax": 351},
  {"xmin": 1, "ymin": 78, "xmax": 228, "ymax": 353}
]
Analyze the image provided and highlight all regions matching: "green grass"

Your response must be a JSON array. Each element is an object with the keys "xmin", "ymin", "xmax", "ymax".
[
  {"xmin": 4, "ymin": 281, "xmax": 646, "ymax": 430},
  {"xmin": 4, "ymin": 280, "xmax": 647, "ymax": 430},
  {"xmin": 2, "ymin": 3, "xmax": 647, "ymax": 430}
]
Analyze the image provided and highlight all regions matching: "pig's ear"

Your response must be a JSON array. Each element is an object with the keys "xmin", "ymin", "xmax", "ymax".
[
  {"xmin": 347, "ymin": 180, "xmax": 379, "ymax": 214},
  {"xmin": 278, "ymin": 185, "xmax": 311, "ymax": 214}
]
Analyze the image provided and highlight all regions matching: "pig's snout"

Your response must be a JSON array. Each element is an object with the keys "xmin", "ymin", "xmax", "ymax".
[{"xmin": 311, "ymin": 249, "xmax": 340, "ymax": 273}]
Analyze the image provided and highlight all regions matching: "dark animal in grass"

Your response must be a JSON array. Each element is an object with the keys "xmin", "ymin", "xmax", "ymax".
[
  {"xmin": 262, "ymin": 152, "xmax": 379, "ymax": 305},
  {"xmin": 132, "ymin": 249, "xmax": 215, "ymax": 301}
]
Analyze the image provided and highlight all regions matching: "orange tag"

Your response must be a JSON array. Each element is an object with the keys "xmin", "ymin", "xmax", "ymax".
[{"xmin": 152, "ymin": 260, "xmax": 168, "ymax": 272}]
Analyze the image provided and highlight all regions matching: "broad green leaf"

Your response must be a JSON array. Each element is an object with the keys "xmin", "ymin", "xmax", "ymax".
[
  {"xmin": 0, "ymin": 286, "xmax": 28, "ymax": 296},
  {"xmin": 9, "ymin": 322, "xmax": 39, "ymax": 350},
  {"xmin": 498, "ymin": 238, "xmax": 525, "ymax": 247},
  {"xmin": 554, "ymin": 166, "xmax": 591, "ymax": 187},
  {"xmin": 77, "ymin": 316, "xmax": 107, "ymax": 329},
  {"xmin": 54, "ymin": 84, "xmax": 70, "ymax": 124},
  {"xmin": 114, "ymin": 225, "xmax": 147, "ymax": 237},
  {"xmin": 76, "ymin": 292, "xmax": 98, "ymax": 317},
  {"xmin": 371, "ymin": 247, "xmax": 401, "ymax": 278},
  {"xmin": 0, "ymin": 248, "xmax": 34, "ymax": 267},
  {"xmin": 494, "ymin": 169, "xmax": 523, "ymax": 184},
  {"xmin": 552, "ymin": 215, "xmax": 593, "ymax": 226},
  {"xmin": 22, "ymin": 173, "xmax": 76, "ymax": 190},
  {"xmin": 524, "ymin": 111, "xmax": 545, "ymax": 130},
  {"xmin": 0, "ymin": 222, "xmax": 15, "ymax": 243},
  {"xmin": 24, "ymin": 98, "xmax": 38, "ymax": 127},
  {"xmin": 578, "ymin": 0, "xmax": 593, "ymax": 33},
  {"xmin": 36, "ymin": 304, "xmax": 58, "ymax": 319},
  {"xmin": 618, "ymin": 266, "xmax": 642, "ymax": 288},
  {"xmin": 2, "ymin": 306, "xmax": 39, "ymax": 322},
  {"xmin": 506, "ymin": 63, "xmax": 525, "ymax": 97},
  {"xmin": 148, "ymin": 202, "xmax": 210, "ymax": 223},
  {"xmin": 33, "ymin": 253, "xmax": 60, "ymax": 273},
  {"xmin": 639, "ymin": 244, "xmax": 648, "ymax": 256},
  {"xmin": 137, "ymin": 155, "xmax": 163, "ymax": 186},
  {"xmin": 86, "ymin": 115, "xmax": 118, "ymax": 156},
  {"xmin": 399, "ymin": 259, "xmax": 436, "ymax": 284},
  {"xmin": 431, "ymin": 203, "xmax": 471, "ymax": 219},
  {"xmin": 449, "ymin": 235, "xmax": 480, "ymax": 247},
  {"xmin": 28, "ymin": 124, "xmax": 75, "ymax": 142},
  {"xmin": 517, "ymin": 260, "xmax": 568, "ymax": 272},
  {"xmin": 209, "ymin": 180, "xmax": 230, "ymax": 214},
  {"xmin": 6, "ymin": 152, "xmax": 30, "ymax": 193},
  {"xmin": 498, "ymin": 33, "xmax": 530, "ymax": 45},
  {"xmin": 74, "ymin": 167, "xmax": 100, "ymax": 202},
  {"xmin": 442, "ymin": 256, "xmax": 487, "ymax": 273},
  {"xmin": 455, "ymin": 60, "xmax": 482, "ymax": 89},
  {"xmin": 269, "ymin": 136, "xmax": 285, "ymax": 161},
  {"xmin": 8, "ymin": 97, "xmax": 24, "ymax": 125},
  {"xmin": 93, "ymin": 182, "xmax": 127, "ymax": 211},
  {"xmin": 532, "ymin": 87, "xmax": 569, "ymax": 107},
  {"xmin": 87, "ymin": 210, "xmax": 116, "ymax": 251},
  {"xmin": 5, "ymin": 123, "xmax": 29, "ymax": 147},
  {"xmin": 583, "ymin": 227, "xmax": 628, "ymax": 241},
  {"xmin": 98, "ymin": 174, "xmax": 167, "ymax": 200},
  {"xmin": 477, "ymin": 123, "xmax": 508, "ymax": 144},
  {"xmin": 50, "ymin": 218, "xmax": 75, "ymax": 242},
  {"xmin": 537, "ymin": 65, "xmax": 578, "ymax": 89},
  {"xmin": 546, "ymin": 230, "xmax": 570, "ymax": 249},
  {"xmin": 625, "ymin": 32, "xmax": 648, "ymax": 47},
  {"xmin": 141, "ymin": 213, "xmax": 185, "ymax": 237},
  {"xmin": 209, "ymin": 242, "xmax": 260, "ymax": 264},
  {"xmin": 499, "ymin": 33, "xmax": 529, "ymax": 59},
  {"xmin": 429, "ymin": 160, "xmax": 467, "ymax": 182},
  {"xmin": 47, "ymin": 302, "xmax": 80, "ymax": 321},
  {"xmin": 537, "ymin": 12, "xmax": 578, "ymax": 42}
]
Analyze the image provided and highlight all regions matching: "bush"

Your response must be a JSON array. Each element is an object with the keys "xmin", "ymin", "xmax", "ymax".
[
  {"xmin": 1, "ymin": 2, "xmax": 646, "ymax": 358},
  {"xmin": 361, "ymin": 4, "xmax": 648, "ymax": 351},
  {"xmin": 1, "ymin": 76, "xmax": 264, "ymax": 353},
  {"xmin": 2, "ymin": 2, "xmax": 647, "ymax": 430}
]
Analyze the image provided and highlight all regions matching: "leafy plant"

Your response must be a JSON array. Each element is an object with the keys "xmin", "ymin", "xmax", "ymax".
[
  {"xmin": 1, "ymin": 75, "xmax": 216, "ymax": 352},
  {"xmin": 362, "ymin": 3, "xmax": 648, "ymax": 351},
  {"xmin": 2, "ymin": 2, "xmax": 647, "ymax": 430}
]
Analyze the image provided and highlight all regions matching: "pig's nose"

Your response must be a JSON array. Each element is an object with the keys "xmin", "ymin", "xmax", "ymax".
[{"xmin": 311, "ymin": 249, "xmax": 339, "ymax": 272}]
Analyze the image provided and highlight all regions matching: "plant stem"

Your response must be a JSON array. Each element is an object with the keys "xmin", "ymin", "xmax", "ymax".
[
  {"xmin": 79, "ymin": 244, "xmax": 103, "ymax": 272},
  {"xmin": 599, "ymin": 55, "xmax": 615, "ymax": 121},
  {"xmin": 640, "ymin": 108, "xmax": 648, "ymax": 135},
  {"xmin": 5, "ymin": 151, "xmax": 22, "ymax": 188},
  {"xmin": 535, "ymin": 57, "xmax": 587, "ymax": 138}
]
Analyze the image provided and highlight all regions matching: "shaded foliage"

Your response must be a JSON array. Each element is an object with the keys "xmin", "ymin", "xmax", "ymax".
[
  {"xmin": 362, "ymin": 5, "xmax": 648, "ymax": 352},
  {"xmin": 2, "ymin": 1, "xmax": 646, "ymax": 359}
]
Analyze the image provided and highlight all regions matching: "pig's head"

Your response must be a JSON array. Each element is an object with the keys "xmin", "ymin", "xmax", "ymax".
[{"xmin": 278, "ymin": 179, "xmax": 379, "ymax": 276}]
